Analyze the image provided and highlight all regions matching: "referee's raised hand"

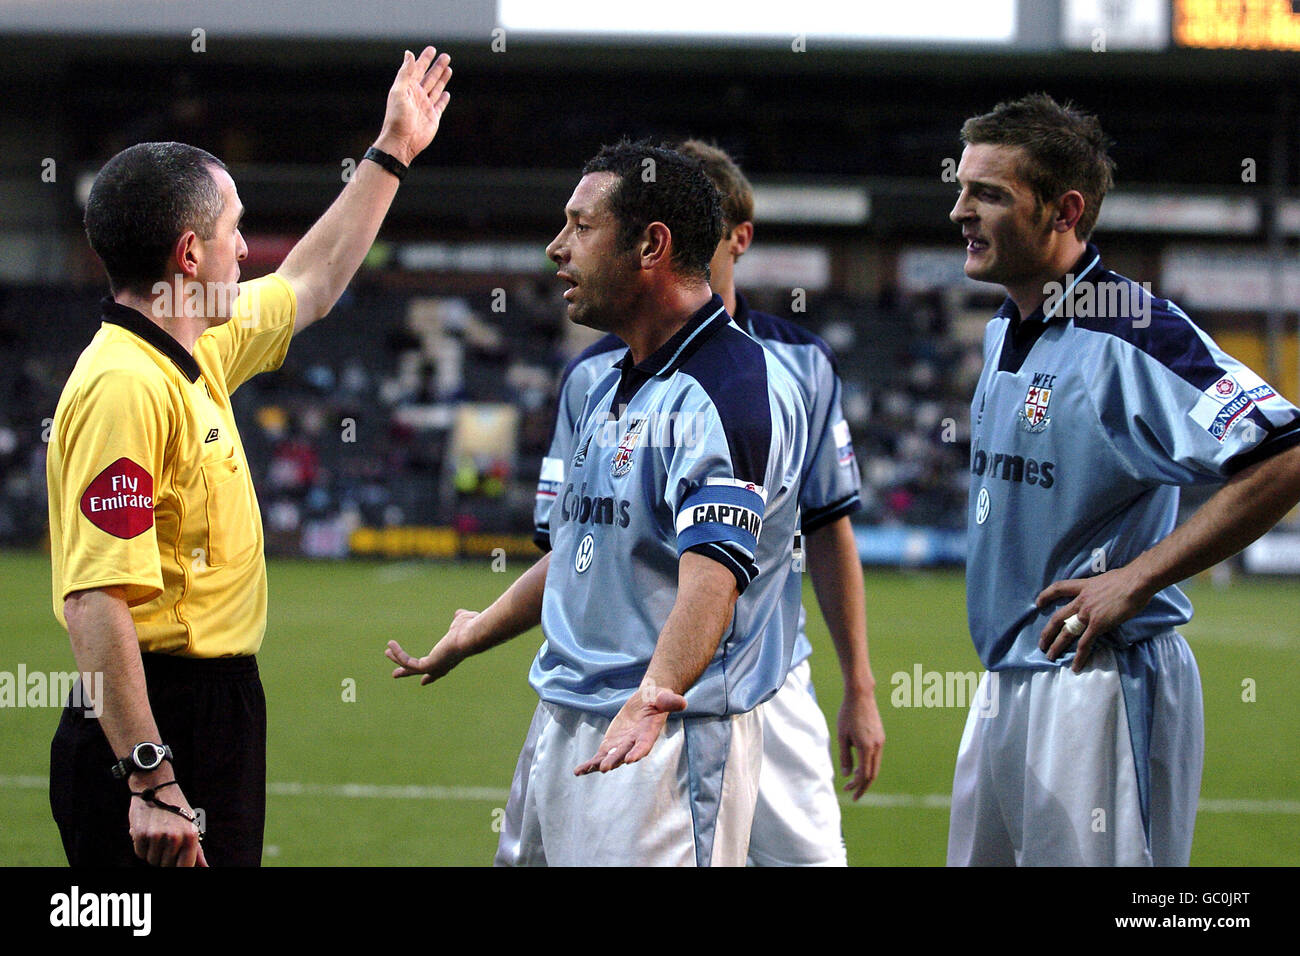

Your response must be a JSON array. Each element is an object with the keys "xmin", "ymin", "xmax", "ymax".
[{"xmin": 373, "ymin": 46, "xmax": 452, "ymax": 168}]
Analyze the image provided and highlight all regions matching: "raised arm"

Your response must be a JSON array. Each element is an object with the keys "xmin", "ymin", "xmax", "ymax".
[
  {"xmin": 279, "ymin": 46, "xmax": 452, "ymax": 332},
  {"xmin": 574, "ymin": 550, "xmax": 737, "ymax": 775},
  {"xmin": 806, "ymin": 515, "xmax": 884, "ymax": 798},
  {"xmin": 1038, "ymin": 443, "xmax": 1300, "ymax": 670}
]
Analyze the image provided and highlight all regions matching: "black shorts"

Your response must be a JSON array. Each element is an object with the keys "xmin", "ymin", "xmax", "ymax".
[{"xmin": 49, "ymin": 652, "xmax": 267, "ymax": 867}]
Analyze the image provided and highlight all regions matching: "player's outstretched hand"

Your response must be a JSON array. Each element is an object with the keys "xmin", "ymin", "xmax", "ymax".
[
  {"xmin": 128, "ymin": 782, "xmax": 207, "ymax": 867},
  {"xmin": 386, "ymin": 608, "xmax": 477, "ymax": 685},
  {"xmin": 1036, "ymin": 567, "xmax": 1152, "ymax": 672},
  {"xmin": 838, "ymin": 689, "xmax": 885, "ymax": 800},
  {"xmin": 373, "ymin": 46, "xmax": 452, "ymax": 167},
  {"xmin": 574, "ymin": 685, "xmax": 687, "ymax": 776}
]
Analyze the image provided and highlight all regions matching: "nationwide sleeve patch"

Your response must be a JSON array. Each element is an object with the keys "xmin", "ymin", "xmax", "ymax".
[
  {"xmin": 536, "ymin": 456, "xmax": 565, "ymax": 499},
  {"xmin": 80, "ymin": 457, "xmax": 155, "ymax": 539},
  {"xmin": 832, "ymin": 418, "xmax": 856, "ymax": 466}
]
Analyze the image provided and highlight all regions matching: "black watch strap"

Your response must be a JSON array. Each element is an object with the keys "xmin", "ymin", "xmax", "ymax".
[
  {"xmin": 111, "ymin": 742, "xmax": 173, "ymax": 780},
  {"xmin": 363, "ymin": 146, "xmax": 408, "ymax": 181}
]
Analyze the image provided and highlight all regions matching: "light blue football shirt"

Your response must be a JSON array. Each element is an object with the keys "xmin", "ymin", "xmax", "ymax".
[
  {"xmin": 535, "ymin": 292, "xmax": 861, "ymax": 671},
  {"xmin": 968, "ymin": 243, "xmax": 1300, "ymax": 672},
  {"xmin": 529, "ymin": 295, "xmax": 808, "ymax": 718}
]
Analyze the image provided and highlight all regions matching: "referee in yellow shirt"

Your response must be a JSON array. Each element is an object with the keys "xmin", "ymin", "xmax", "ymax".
[{"xmin": 46, "ymin": 47, "xmax": 452, "ymax": 866}]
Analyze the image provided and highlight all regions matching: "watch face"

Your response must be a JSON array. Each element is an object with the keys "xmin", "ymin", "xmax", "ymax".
[{"xmin": 134, "ymin": 743, "xmax": 164, "ymax": 770}]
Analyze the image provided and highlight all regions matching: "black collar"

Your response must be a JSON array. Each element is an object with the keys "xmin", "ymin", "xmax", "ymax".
[
  {"xmin": 606, "ymin": 294, "xmax": 730, "ymax": 419},
  {"xmin": 994, "ymin": 242, "xmax": 1105, "ymax": 328},
  {"xmin": 993, "ymin": 243, "xmax": 1106, "ymax": 374},
  {"xmin": 100, "ymin": 298, "xmax": 202, "ymax": 383},
  {"xmin": 612, "ymin": 293, "xmax": 730, "ymax": 378},
  {"xmin": 732, "ymin": 290, "xmax": 753, "ymax": 335}
]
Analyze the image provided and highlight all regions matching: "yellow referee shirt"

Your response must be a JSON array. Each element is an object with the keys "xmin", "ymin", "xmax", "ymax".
[{"xmin": 48, "ymin": 274, "xmax": 297, "ymax": 657}]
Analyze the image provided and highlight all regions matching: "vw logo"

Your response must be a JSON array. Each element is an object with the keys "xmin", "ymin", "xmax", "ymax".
[
  {"xmin": 975, "ymin": 487, "xmax": 991, "ymax": 525},
  {"xmin": 574, "ymin": 533, "xmax": 595, "ymax": 573}
]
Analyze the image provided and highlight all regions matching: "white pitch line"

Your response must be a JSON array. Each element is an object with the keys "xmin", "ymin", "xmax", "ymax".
[
  {"xmin": 0, "ymin": 776, "xmax": 1295, "ymax": 814},
  {"xmin": 370, "ymin": 561, "xmax": 428, "ymax": 583},
  {"xmin": 840, "ymin": 793, "xmax": 1300, "ymax": 815},
  {"xmin": 267, "ymin": 781, "xmax": 510, "ymax": 802}
]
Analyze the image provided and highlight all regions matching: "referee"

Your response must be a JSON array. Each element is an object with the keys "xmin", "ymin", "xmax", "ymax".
[{"xmin": 46, "ymin": 47, "xmax": 451, "ymax": 866}]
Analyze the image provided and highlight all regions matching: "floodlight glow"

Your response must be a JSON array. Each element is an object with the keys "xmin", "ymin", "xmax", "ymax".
[{"xmin": 498, "ymin": 0, "xmax": 1018, "ymax": 44}]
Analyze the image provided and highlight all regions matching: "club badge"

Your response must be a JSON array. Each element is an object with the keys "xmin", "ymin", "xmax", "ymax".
[
  {"xmin": 1018, "ymin": 385, "xmax": 1051, "ymax": 433},
  {"xmin": 611, "ymin": 418, "xmax": 647, "ymax": 478}
]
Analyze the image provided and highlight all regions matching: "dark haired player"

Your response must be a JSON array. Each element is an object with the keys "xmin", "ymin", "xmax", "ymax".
[
  {"xmin": 533, "ymin": 140, "xmax": 884, "ymax": 866},
  {"xmin": 948, "ymin": 93, "xmax": 1300, "ymax": 865},
  {"xmin": 47, "ymin": 48, "xmax": 451, "ymax": 866},
  {"xmin": 388, "ymin": 141, "xmax": 807, "ymax": 866}
]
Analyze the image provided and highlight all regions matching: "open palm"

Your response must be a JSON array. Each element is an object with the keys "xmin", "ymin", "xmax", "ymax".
[{"xmin": 379, "ymin": 46, "xmax": 452, "ymax": 166}]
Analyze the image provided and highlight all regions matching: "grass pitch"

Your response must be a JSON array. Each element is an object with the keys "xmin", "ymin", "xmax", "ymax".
[{"xmin": 1, "ymin": 550, "xmax": 1295, "ymax": 865}]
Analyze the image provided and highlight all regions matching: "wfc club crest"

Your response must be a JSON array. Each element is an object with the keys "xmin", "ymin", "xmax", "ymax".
[
  {"xmin": 611, "ymin": 418, "xmax": 647, "ymax": 477},
  {"xmin": 1018, "ymin": 385, "xmax": 1052, "ymax": 433}
]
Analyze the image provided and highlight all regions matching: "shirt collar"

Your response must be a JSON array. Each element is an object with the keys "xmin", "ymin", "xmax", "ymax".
[
  {"xmin": 732, "ymin": 290, "xmax": 753, "ymax": 334},
  {"xmin": 612, "ymin": 293, "xmax": 730, "ymax": 378},
  {"xmin": 100, "ymin": 298, "xmax": 202, "ymax": 383},
  {"xmin": 995, "ymin": 242, "xmax": 1105, "ymax": 327}
]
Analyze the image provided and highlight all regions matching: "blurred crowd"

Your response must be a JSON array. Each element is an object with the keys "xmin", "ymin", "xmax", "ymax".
[{"xmin": 0, "ymin": 279, "xmax": 979, "ymax": 553}]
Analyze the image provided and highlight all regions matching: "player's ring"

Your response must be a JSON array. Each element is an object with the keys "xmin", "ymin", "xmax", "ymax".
[{"xmin": 1062, "ymin": 614, "xmax": 1085, "ymax": 637}]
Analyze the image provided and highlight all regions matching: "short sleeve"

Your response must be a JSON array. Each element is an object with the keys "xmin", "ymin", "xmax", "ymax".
[
  {"xmin": 1086, "ymin": 308, "xmax": 1300, "ymax": 485},
  {"xmin": 199, "ymin": 273, "xmax": 297, "ymax": 394},
  {"xmin": 535, "ymin": 370, "xmax": 586, "ymax": 552},
  {"xmin": 665, "ymin": 388, "xmax": 775, "ymax": 594},
  {"xmin": 534, "ymin": 359, "xmax": 620, "ymax": 552},
  {"xmin": 799, "ymin": 353, "xmax": 862, "ymax": 533},
  {"xmin": 50, "ymin": 369, "xmax": 170, "ymax": 607}
]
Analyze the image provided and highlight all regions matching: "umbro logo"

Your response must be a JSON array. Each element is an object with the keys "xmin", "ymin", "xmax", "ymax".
[
  {"xmin": 572, "ymin": 434, "xmax": 591, "ymax": 468},
  {"xmin": 204, "ymin": 428, "xmax": 219, "ymax": 443}
]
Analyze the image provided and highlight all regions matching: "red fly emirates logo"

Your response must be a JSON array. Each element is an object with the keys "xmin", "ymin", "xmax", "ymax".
[{"xmin": 80, "ymin": 458, "xmax": 154, "ymax": 539}]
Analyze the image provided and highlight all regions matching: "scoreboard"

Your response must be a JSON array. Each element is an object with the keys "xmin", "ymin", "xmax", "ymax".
[{"xmin": 1174, "ymin": 0, "xmax": 1300, "ymax": 50}]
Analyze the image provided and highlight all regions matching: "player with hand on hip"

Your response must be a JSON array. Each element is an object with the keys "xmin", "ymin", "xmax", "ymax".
[{"xmin": 947, "ymin": 93, "xmax": 1300, "ymax": 866}]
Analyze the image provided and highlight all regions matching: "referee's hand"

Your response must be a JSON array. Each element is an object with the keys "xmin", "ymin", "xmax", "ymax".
[
  {"xmin": 128, "ymin": 780, "xmax": 207, "ymax": 867},
  {"xmin": 373, "ymin": 46, "xmax": 452, "ymax": 168}
]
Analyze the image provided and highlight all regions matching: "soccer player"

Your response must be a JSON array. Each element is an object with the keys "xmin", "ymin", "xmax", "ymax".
[
  {"xmin": 387, "ymin": 140, "xmax": 808, "ymax": 866},
  {"xmin": 47, "ymin": 47, "xmax": 451, "ymax": 866},
  {"xmin": 533, "ymin": 140, "xmax": 884, "ymax": 866},
  {"xmin": 947, "ymin": 93, "xmax": 1300, "ymax": 866}
]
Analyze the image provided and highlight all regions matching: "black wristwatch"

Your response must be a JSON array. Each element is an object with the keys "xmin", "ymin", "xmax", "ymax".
[{"xmin": 110, "ymin": 742, "xmax": 173, "ymax": 780}]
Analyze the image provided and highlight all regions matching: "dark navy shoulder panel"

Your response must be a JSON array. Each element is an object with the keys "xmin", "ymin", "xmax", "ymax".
[
  {"xmin": 679, "ymin": 322, "xmax": 774, "ymax": 486},
  {"xmin": 1071, "ymin": 271, "xmax": 1227, "ymax": 392},
  {"xmin": 745, "ymin": 309, "xmax": 837, "ymax": 371},
  {"xmin": 559, "ymin": 333, "xmax": 625, "ymax": 392}
]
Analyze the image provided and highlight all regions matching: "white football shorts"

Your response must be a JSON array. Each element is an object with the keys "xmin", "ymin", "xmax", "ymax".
[
  {"xmin": 947, "ymin": 630, "xmax": 1203, "ymax": 866},
  {"xmin": 747, "ymin": 659, "xmax": 847, "ymax": 866},
  {"xmin": 495, "ymin": 699, "xmax": 763, "ymax": 866}
]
